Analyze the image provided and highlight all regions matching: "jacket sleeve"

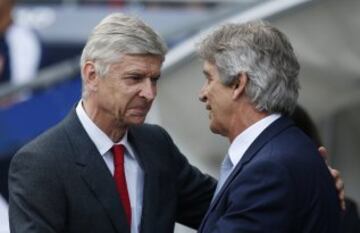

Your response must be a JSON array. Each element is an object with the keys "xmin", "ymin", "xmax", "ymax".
[{"xmin": 156, "ymin": 126, "xmax": 217, "ymax": 229}]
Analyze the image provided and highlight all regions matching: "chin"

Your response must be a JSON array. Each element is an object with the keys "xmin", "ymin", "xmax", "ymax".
[
  {"xmin": 209, "ymin": 120, "xmax": 227, "ymax": 136},
  {"xmin": 209, "ymin": 123, "xmax": 220, "ymax": 135}
]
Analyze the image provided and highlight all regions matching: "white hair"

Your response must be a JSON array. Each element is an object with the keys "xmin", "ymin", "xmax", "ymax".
[
  {"xmin": 80, "ymin": 13, "xmax": 167, "ymax": 98},
  {"xmin": 197, "ymin": 20, "xmax": 300, "ymax": 115}
]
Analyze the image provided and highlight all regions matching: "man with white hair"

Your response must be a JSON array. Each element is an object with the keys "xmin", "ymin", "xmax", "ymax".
[
  {"xmin": 8, "ymin": 13, "xmax": 216, "ymax": 233},
  {"xmin": 196, "ymin": 21, "xmax": 341, "ymax": 233}
]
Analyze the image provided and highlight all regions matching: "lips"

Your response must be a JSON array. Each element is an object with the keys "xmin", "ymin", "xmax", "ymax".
[
  {"xmin": 205, "ymin": 104, "xmax": 212, "ymax": 118},
  {"xmin": 129, "ymin": 104, "xmax": 151, "ymax": 116}
]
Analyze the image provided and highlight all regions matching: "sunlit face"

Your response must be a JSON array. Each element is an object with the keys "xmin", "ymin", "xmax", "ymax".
[
  {"xmin": 87, "ymin": 54, "xmax": 163, "ymax": 127},
  {"xmin": 198, "ymin": 61, "xmax": 234, "ymax": 136}
]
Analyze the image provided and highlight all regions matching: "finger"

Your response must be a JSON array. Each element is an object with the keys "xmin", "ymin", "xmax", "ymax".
[
  {"xmin": 318, "ymin": 146, "xmax": 329, "ymax": 162},
  {"xmin": 330, "ymin": 168, "xmax": 340, "ymax": 180},
  {"xmin": 329, "ymin": 168, "xmax": 346, "ymax": 211},
  {"xmin": 340, "ymin": 190, "xmax": 346, "ymax": 211},
  {"xmin": 336, "ymin": 178, "xmax": 344, "ymax": 195}
]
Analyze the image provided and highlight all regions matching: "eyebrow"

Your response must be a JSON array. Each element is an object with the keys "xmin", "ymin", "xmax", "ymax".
[
  {"xmin": 151, "ymin": 74, "xmax": 161, "ymax": 79},
  {"xmin": 123, "ymin": 70, "xmax": 144, "ymax": 76},
  {"xmin": 124, "ymin": 71, "xmax": 161, "ymax": 79}
]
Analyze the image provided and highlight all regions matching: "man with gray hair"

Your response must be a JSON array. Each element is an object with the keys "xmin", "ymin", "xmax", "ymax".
[
  {"xmin": 196, "ymin": 21, "xmax": 341, "ymax": 233},
  {"xmin": 8, "ymin": 13, "xmax": 216, "ymax": 233}
]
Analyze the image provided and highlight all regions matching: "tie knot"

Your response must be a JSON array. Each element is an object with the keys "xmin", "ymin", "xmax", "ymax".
[{"xmin": 112, "ymin": 144, "xmax": 125, "ymax": 167}]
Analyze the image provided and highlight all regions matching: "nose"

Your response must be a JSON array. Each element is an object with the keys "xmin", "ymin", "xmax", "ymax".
[
  {"xmin": 140, "ymin": 79, "xmax": 156, "ymax": 101},
  {"xmin": 198, "ymin": 83, "xmax": 207, "ymax": 102}
]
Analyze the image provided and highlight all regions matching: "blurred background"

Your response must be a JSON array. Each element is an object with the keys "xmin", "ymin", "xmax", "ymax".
[{"xmin": 1, "ymin": 0, "xmax": 359, "ymax": 232}]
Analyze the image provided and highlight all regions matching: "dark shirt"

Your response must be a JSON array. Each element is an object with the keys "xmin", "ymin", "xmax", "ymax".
[{"xmin": 0, "ymin": 34, "xmax": 11, "ymax": 84}]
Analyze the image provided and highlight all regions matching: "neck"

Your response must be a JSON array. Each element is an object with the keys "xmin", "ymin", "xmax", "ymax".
[
  {"xmin": 227, "ymin": 104, "xmax": 268, "ymax": 143},
  {"xmin": 82, "ymin": 100, "xmax": 127, "ymax": 143}
]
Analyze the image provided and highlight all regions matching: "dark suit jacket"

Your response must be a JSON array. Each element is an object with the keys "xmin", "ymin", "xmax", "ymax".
[
  {"xmin": 342, "ymin": 198, "xmax": 360, "ymax": 233},
  {"xmin": 198, "ymin": 117, "xmax": 341, "ymax": 233},
  {"xmin": 8, "ymin": 110, "xmax": 216, "ymax": 233}
]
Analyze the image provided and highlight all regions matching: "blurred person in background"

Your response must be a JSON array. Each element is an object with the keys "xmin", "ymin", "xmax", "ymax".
[
  {"xmin": 8, "ymin": 13, "xmax": 215, "ymax": 233},
  {"xmin": 0, "ymin": 0, "xmax": 41, "ymax": 107},
  {"xmin": 0, "ymin": 0, "xmax": 41, "ymax": 86},
  {"xmin": 196, "ymin": 21, "xmax": 341, "ymax": 233},
  {"xmin": 291, "ymin": 105, "xmax": 360, "ymax": 233}
]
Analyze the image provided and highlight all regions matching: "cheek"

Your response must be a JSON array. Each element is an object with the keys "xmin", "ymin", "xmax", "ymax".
[
  {"xmin": 153, "ymin": 85, "xmax": 158, "ymax": 96},
  {"xmin": 121, "ymin": 90, "xmax": 142, "ymax": 109},
  {"xmin": 207, "ymin": 86, "xmax": 218, "ymax": 103}
]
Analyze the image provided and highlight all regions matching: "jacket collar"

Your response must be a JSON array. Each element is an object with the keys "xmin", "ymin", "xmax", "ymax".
[
  {"xmin": 63, "ymin": 110, "xmax": 161, "ymax": 233},
  {"xmin": 63, "ymin": 110, "xmax": 130, "ymax": 233}
]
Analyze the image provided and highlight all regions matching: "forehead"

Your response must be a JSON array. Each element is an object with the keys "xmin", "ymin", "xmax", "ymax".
[
  {"xmin": 203, "ymin": 60, "xmax": 219, "ymax": 74},
  {"xmin": 111, "ymin": 54, "xmax": 163, "ymax": 73}
]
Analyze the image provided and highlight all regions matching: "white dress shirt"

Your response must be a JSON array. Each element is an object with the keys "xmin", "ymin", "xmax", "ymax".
[
  {"xmin": 227, "ymin": 114, "xmax": 281, "ymax": 174},
  {"xmin": 76, "ymin": 101, "xmax": 143, "ymax": 233},
  {"xmin": 0, "ymin": 194, "xmax": 9, "ymax": 233},
  {"xmin": 6, "ymin": 23, "xmax": 41, "ymax": 85}
]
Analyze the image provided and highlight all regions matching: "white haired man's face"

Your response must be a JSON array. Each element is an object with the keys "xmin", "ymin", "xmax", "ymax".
[
  {"xmin": 83, "ymin": 54, "xmax": 163, "ymax": 127},
  {"xmin": 199, "ymin": 61, "xmax": 234, "ymax": 137}
]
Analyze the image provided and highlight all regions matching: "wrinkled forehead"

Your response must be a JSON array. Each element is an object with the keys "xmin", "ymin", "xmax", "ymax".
[{"xmin": 109, "ymin": 54, "xmax": 163, "ymax": 74}]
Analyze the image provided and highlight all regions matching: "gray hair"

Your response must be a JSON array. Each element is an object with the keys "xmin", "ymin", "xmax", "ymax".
[
  {"xmin": 80, "ymin": 13, "xmax": 168, "ymax": 97},
  {"xmin": 197, "ymin": 21, "xmax": 300, "ymax": 115}
]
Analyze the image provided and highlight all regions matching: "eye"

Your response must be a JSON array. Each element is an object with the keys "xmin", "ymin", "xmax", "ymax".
[
  {"xmin": 206, "ymin": 76, "xmax": 212, "ymax": 84},
  {"xmin": 151, "ymin": 77, "xmax": 160, "ymax": 84},
  {"xmin": 203, "ymin": 72, "xmax": 212, "ymax": 84},
  {"xmin": 123, "ymin": 75, "xmax": 143, "ymax": 84},
  {"xmin": 129, "ymin": 76, "xmax": 142, "ymax": 81}
]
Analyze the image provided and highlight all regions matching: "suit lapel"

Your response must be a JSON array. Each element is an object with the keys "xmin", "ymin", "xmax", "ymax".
[
  {"xmin": 198, "ymin": 117, "xmax": 294, "ymax": 232},
  {"xmin": 63, "ymin": 110, "xmax": 129, "ymax": 233},
  {"xmin": 128, "ymin": 127, "xmax": 160, "ymax": 233}
]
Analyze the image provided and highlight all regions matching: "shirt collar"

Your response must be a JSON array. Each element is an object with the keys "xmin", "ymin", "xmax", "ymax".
[
  {"xmin": 228, "ymin": 113, "xmax": 281, "ymax": 166},
  {"xmin": 75, "ymin": 101, "xmax": 135, "ymax": 158}
]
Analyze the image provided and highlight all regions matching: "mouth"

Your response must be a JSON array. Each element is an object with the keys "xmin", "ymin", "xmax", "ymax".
[
  {"xmin": 129, "ymin": 105, "xmax": 151, "ymax": 116},
  {"xmin": 205, "ymin": 104, "xmax": 212, "ymax": 118}
]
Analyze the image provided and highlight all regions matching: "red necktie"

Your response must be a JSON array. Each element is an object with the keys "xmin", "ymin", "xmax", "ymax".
[{"xmin": 112, "ymin": 145, "xmax": 132, "ymax": 226}]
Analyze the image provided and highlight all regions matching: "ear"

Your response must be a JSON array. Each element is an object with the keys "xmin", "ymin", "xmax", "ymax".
[
  {"xmin": 83, "ymin": 61, "xmax": 98, "ymax": 92},
  {"xmin": 232, "ymin": 72, "xmax": 248, "ymax": 100}
]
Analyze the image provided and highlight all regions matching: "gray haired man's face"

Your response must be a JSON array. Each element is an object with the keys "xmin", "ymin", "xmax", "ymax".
[{"xmin": 86, "ymin": 54, "xmax": 163, "ymax": 127}]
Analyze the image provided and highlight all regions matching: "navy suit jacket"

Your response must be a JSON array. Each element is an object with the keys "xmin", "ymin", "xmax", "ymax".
[
  {"xmin": 8, "ymin": 110, "xmax": 216, "ymax": 233},
  {"xmin": 198, "ymin": 117, "xmax": 341, "ymax": 233}
]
